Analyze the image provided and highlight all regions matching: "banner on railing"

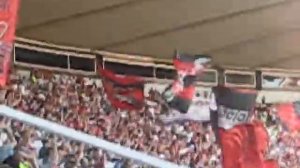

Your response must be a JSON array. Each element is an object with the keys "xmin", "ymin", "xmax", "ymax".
[{"xmin": 0, "ymin": 0, "xmax": 19, "ymax": 86}]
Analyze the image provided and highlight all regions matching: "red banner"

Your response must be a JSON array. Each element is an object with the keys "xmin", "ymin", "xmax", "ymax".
[
  {"xmin": 99, "ymin": 68, "xmax": 145, "ymax": 110},
  {"xmin": 263, "ymin": 160, "xmax": 279, "ymax": 168},
  {"xmin": 219, "ymin": 121, "xmax": 269, "ymax": 168},
  {"xmin": 0, "ymin": 0, "xmax": 19, "ymax": 86}
]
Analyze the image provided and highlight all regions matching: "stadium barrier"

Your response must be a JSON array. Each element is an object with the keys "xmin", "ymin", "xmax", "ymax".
[{"xmin": 0, "ymin": 105, "xmax": 187, "ymax": 168}]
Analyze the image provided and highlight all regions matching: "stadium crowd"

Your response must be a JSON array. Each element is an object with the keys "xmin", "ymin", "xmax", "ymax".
[{"xmin": 0, "ymin": 69, "xmax": 299, "ymax": 168}]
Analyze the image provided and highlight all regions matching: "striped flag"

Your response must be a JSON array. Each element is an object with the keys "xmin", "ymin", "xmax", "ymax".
[
  {"xmin": 160, "ymin": 52, "xmax": 212, "ymax": 123},
  {"xmin": 212, "ymin": 86, "xmax": 257, "ymax": 129}
]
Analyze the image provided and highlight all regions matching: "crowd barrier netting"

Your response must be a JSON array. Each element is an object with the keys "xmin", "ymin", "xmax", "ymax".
[{"xmin": 0, "ymin": 105, "xmax": 187, "ymax": 168}]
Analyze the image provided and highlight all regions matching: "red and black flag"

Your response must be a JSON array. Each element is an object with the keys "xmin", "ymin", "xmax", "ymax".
[
  {"xmin": 162, "ymin": 52, "xmax": 212, "ymax": 114},
  {"xmin": 211, "ymin": 86, "xmax": 272, "ymax": 168},
  {"xmin": 173, "ymin": 51, "xmax": 211, "ymax": 75},
  {"xmin": 218, "ymin": 120, "xmax": 269, "ymax": 168},
  {"xmin": 212, "ymin": 86, "xmax": 257, "ymax": 129},
  {"xmin": 99, "ymin": 68, "xmax": 144, "ymax": 111},
  {"xmin": 0, "ymin": 0, "xmax": 20, "ymax": 86},
  {"xmin": 276, "ymin": 101, "xmax": 300, "ymax": 131},
  {"xmin": 263, "ymin": 159, "xmax": 279, "ymax": 168},
  {"xmin": 242, "ymin": 121, "xmax": 269, "ymax": 168}
]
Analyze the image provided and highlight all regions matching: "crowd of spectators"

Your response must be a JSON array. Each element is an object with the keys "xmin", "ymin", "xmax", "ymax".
[
  {"xmin": 0, "ymin": 69, "xmax": 299, "ymax": 168},
  {"xmin": 256, "ymin": 105, "xmax": 300, "ymax": 168}
]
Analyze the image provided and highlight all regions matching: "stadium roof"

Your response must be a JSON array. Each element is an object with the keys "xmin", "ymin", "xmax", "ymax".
[{"xmin": 17, "ymin": 0, "xmax": 300, "ymax": 69}]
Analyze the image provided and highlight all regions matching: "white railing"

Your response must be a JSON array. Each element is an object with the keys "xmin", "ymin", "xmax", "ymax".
[{"xmin": 0, "ymin": 105, "xmax": 187, "ymax": 168}]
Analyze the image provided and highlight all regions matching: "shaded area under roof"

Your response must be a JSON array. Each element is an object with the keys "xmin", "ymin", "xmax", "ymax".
[{"xmin": 17, "ymin": 0, "xmax": 300, "ymax": 69}]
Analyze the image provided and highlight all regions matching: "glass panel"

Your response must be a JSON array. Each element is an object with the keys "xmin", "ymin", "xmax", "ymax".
[
  {"xmin": 104, "ymin": 61, "xmax": 154, "ymax": 77},
  {"xmin": 226, "ymin": 73, "xmax": 255, "ymax": 85},
  {"xmin": 69, "ymin": 56, "xmax": 95, "ymax": 72},
  {"xmin": 155, "ymin": 68, "xmax": 176, "ymax": 79},
  {"xmin": 15, "ymin": 47, "xmax": 68, "ymax": 68},
  {"xmin": 262, "ymin": 75, "xmax": 300, "ymax": 89},
  {"xmin": 199, "ymin": 71, "xmax": 217, "ymax": 83}
]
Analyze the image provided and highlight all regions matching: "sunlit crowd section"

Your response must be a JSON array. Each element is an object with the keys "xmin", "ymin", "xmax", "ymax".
[{"xmin": 0, "ymin": 70, "xmax": 299, "ymax": 168}]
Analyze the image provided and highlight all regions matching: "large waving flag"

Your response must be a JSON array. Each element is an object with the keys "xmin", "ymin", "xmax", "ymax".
[
  {"xmin": 99, "ymin": 68, "xmax": 144, "ymax": 111},
  {"xmin": 212, "ymin": 86, "xmax": 257, "ymax": 129},
  {"xmin": 171, "ymin": 52, "xmax": 211, "ymax": 108},
  {"xmin": 0, "ymin": 0, "xmax": 19, "ymax": 86},
  {"xmin": 212, "ymin": 86, "xmax": 273, "ymax": 168},
  {"xmin": 263, "ymin": 159, "xmax": 279, "ymax": 168},
  {"xmin": 242, "ymin": 121, "xmax": 269, "ymax": 168},
  {"xmin": 162, "ymin": 52, "xmax": 212, "ymax": 113},
  {"xmin": 276, "ymin": 101, "xmax": 300, "ymax": 131},
  {"xmin": 218, "ymin": 121, "xmax": 269, "ymax": 168},
  {"xmin": 173, "ymin": 51, "xmax": 211, "ymax": 75},
  {"xmin": 160, "ymin": 52, "xmax": 212, "ymax": 123}
]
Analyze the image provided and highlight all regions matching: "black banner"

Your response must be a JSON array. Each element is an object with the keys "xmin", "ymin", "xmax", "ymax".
[{"xmin": 213, "ymin": 86, "xmax": 257, "ymax": 129}]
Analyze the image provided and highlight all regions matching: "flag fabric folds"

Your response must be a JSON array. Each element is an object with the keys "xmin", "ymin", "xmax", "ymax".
[
  {"xmin": 173, "ymin": 52, "xmax": 211, "ymax": 75},
  {"xmin": 0, "ymin": 0, "xmax": 20, "ymax": 86},
  {"xmin": 219, "ymin": 121, "xmax": 269, "ymax": 168},
  {"xmin": 242, "ymin": 121, "xmax": 269, "ymax": 168},
  {"xmin": 212, "ymin": 86, "xmax": 273, "ymax": 168},
  {"xmin": 276, "ymin": 101, "xmax": 300, "ymax": 131},
  {"xmin": 159, "ymin": 52, "xmax": 212, "ymax": 123},
  {"xmin": 162, "ymin": 52, "xmax": 212, "ymax": 114},
  {"xmin": 263, "ymin": 159, "xmax": 279, "ymax": 168},
  {"xmin": 99, "ymin": 69, "xmax": 144, "ymax": 110},
  {"xmin": 212, "ymin": 86, "xmax": 257, "ymax": 129}
]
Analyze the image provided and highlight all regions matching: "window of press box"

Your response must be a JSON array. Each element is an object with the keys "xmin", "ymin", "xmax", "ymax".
[
  {"xmin": 198, "ymin": 71, "xmax": 217, "ymax": 83},
  {"xmin": 155, "ymin": 68, "xmax": 176, "ymax": 79},
  {"xmin": 69, "ymin": 56, "xmax": 95, "ymax": 72},
  {"xmin": 15, "ymin": 47, "xmax": 68, "ymax": 68},
  {"xmin": 225, "ymin": 73, "xmax": 255, "ymax": 85},
  {"xmin": 262, "ymin": 75, "xmax": 300, "ymax": 89},
  {"xmin": 104, "ymin": 61, "xmax": 154, "ymax": 77}
]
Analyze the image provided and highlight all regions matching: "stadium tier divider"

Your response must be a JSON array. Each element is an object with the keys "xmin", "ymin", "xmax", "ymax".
[{"xmin": 13, "ymin": 37, "xmax": 300, "ymax": 91}]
